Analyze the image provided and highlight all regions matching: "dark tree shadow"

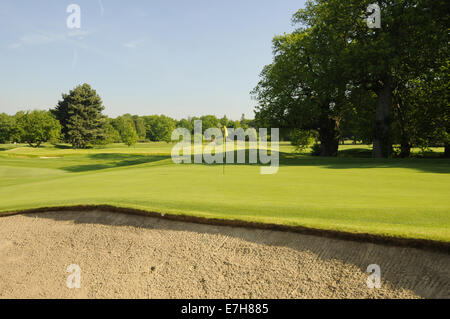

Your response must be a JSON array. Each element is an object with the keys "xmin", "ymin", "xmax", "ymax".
[
  {"xmin": 62, "ymin": 154, "xmax": 172, "ymax": 172},
  {"xmin": 191, "ymin": 149, "xmax": 450, "ymax": 174},
  {"xmin": 278, "ymin": 151, "xmax": 450, "ymax": 174},
  {"xmin": 338, "ymin": 148, "xmax": 373, "ymax": 158},
  {"xmin": 53, "ymin": 144, "xmax": 73, "ymax": 149}
]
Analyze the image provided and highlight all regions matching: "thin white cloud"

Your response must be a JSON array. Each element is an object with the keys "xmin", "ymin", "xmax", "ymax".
[
  {"xmin": 7, "ymin": 30, "xmax": 92, "ymax": 49},
  {"xmin": 98, "ymin": 0, "xmax": 104, "ymax": 17},
  {"xmin": 8, "ymin": 42, "xmax": 21, "ymax": 49},
  {"xmin": 9, "ymin": 34, "xmax": 54, "ymax": 48},
  {"xmin": 123, "ymin": 41, "xmax": 139, "ymax": 49},
  {"xmin": 6, "ymin": 29, "xmax": 136, "ymax": 69},
  {"xmin": 67, "ymin": 29, "xmax": 90, "ymax": 40}
]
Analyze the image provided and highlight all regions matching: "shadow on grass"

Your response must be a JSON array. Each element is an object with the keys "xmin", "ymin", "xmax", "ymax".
[
  {"xmin": 195, "ymin": 149, "xmax": 450, "ymax": 174},
  {"xmin": 62, "ymin": 154, "xmax": 171, "ymax": 172},
  {"xmin": 338, "ymin": 148, "xmax": 373, "ymax": 158},
  {"xmin": 53, "ymin": 144, "xmax": 73, "ymax": 149},
  {"xmin": 61, "ymin": 149, "xmax": 449, "ymax": 174},
  {"xmin": 282, "ymin": 152, "xmax": 450, "ymax": 174},
  {"xmin": 0, "ymin": 145, "xmax": 22, "ymax": 151}
]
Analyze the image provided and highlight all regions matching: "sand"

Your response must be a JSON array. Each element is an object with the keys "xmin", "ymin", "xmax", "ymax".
[{"xmin": 0, "ymin": 210, "xmax": 448, "ymax": 299}]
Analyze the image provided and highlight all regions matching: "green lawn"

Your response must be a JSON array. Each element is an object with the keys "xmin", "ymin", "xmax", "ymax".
[{"xmin": 0, "ymin": 142, "xmax": 449, "ymax": 242}]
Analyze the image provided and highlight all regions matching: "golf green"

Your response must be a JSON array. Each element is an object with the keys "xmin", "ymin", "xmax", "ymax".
[{"xmin": 0, "ymin": 142, "xmax": 449, "ymax": 242}]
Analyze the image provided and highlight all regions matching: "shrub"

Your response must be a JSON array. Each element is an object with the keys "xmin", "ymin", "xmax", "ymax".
[{"xmin": 290, "ymin": 129, "xmax": 316, "ymax": 153}]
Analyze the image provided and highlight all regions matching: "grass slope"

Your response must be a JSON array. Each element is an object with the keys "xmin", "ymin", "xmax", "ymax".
[{"xmin": 0, "ymin": 142, "xmax": 449, "ymax": 242}]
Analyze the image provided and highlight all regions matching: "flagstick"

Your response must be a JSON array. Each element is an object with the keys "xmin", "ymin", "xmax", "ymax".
[{"xmin": 223, "ymin": 129, "xmax": 225, "ymax": 175}]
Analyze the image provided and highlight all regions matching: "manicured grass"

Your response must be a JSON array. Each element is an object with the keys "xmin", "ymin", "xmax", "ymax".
[{"xmin": 0, "ymin": 142, "xmax": 449, "ymax": 242}]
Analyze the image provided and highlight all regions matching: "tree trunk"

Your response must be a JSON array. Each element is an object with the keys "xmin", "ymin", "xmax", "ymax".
[
  {"xmin": 445, "ymin": 143, "xmax": 450, "ymax": 158},
  {"xmin": 318, "ymin": 117, "xmax": 340, "ymax": 157},
  {"xmin": 399, "ymin": 141, "xmax": 411, "ymax": 158},
  {"xmin": 399, "ymin": 124, "xmax": 411, "ymax": 158},
  {"xmin": 373, "ymin": 76, "xmax": 393, "ymax": 158}
]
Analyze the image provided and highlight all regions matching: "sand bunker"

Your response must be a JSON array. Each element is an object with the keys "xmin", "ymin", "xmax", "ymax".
[{"xmin": 0, "ymin": 210, "xmax": 448, "ymax": 298}]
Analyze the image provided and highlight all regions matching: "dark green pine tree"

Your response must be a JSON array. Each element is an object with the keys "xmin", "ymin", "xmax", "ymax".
[{"xmin": 52, "ymin": 83, "xmax": 107, "ymax": 148}]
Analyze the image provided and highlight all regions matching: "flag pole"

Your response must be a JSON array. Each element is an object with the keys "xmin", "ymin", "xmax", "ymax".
[{"xmin": 223, "ymin": 126, "xmax": 227, "ymax": 175}]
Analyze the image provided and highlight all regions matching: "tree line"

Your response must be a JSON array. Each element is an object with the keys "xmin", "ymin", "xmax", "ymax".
[
  {"xmin": 251, "ymin": 0, "xmax": 448, "ymax": 158},
  {"xmin": 0, "ymin": 84, "xmax": 254, "ymax": 148},
  {"xmin": 2, "ymin": 1, "xmax": 447, "ymax": 157}
]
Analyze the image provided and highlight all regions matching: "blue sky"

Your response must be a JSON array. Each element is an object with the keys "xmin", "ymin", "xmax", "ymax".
[{"xmin": 0, "ymin": 0, "xmax": 305, "ymax": 119}]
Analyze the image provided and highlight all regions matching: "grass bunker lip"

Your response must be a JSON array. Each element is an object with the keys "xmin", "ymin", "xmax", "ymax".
[{"xmin": 1, "ymin": 205, "xmax": 449, "ymax": 254}]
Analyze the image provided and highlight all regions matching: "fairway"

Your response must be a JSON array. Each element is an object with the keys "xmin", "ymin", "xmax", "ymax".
[{"xmin": 1, "ymin": 142, "xmax": 449, "ymax": 243}]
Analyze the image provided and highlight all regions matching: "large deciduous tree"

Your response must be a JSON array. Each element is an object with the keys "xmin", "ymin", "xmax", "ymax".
[
  {"xmin": 0, "ymin": 113, "xmax": 16, "ymax": 144},
  {"xmin": 111, "ymin": 115, "xmax": 139, "ymax": 146},
  {"xmin": 310, "ymin": 0, "xmax": 447, "ymax": 157},
  {"xmin": 142, "ymin": 115, "xmax": 176, "ymax": 142},
  {"xmin": 52, "ymin": 83, "xmax": 107, "ymax": 149},
  {"xmin": 15, "ymin": 110, "xmax": 61, "ymax": 147},
  {"xmin": 120, "ymin": 121, "xmax": 138, "ymax": 147},
  {"xmin": 254, "ymin": 0, "xmax": 447, "ymax": 157},
  {"xmin": 252, "ymin": 27, "xmax": 349, "ymax": 156},
  {"xmin": 393, "ymin": 58, "xmax": 449, "ymax": 157},
  {"xmin": 132, "ymin": 115, "xmax": 147, "ymax": 140}
]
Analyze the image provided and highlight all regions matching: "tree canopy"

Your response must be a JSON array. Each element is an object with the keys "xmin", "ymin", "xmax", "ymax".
[
  {"xmin": 52, "ymin": 83, "xmax": 107, "ymax": 149},
  {"xmin": 253, "ymin": 0, "xmax": 449, "ymax": 157},
  {"xmin": 15, "ymin": 110, "xmax": 61, "ymax": 148},
  {"xmin": 0, "ymin": 113, "xmax": 16, "ymax": 144}
]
